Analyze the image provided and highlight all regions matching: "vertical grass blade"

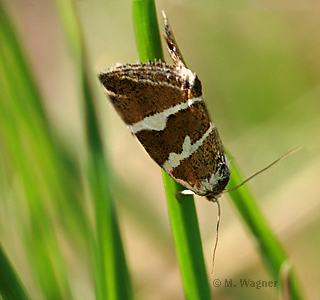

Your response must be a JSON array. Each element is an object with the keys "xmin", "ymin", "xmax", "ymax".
[
  {"xmin": 132, "ymin": 1, "xmax": 211, "ymax": 299},
  {"xmin": 162, "ymin": 175, "xmax": 212, "ymax": 300},
  {"xmin": 0, "ymin": 3, "xmax": 75, "ymax": 299},
  {"xmin": 132, "ymin": 0, "xmax": 163, "ymax": 62},
  {"xmin": 54, "ymin": 1, "xmax": 133, "ymax": 299}
]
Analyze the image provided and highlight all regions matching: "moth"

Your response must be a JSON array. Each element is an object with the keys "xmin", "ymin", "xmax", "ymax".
[{"xmin": 99, "ymin": 12, "xmax": 230, "ymax": 201}]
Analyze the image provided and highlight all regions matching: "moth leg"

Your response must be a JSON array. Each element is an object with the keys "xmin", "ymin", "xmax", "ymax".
[{"xmin": 162, "ymin": 11, "xmax": 188, "ymax": 68}]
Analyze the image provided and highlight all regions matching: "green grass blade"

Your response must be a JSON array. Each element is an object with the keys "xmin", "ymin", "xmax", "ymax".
[
  {"xmin": 54, "ymin": 1, "xmax": 133, "ymax": 299},
  {"xmin": 132, "ymin": 1, "xmax": 211, "ymax": 299},
  {"xmin": 132, "ymin": 0, "xmax": 163, "ymax": 62},
  {"xmin": 162, "ymin": 175, "xmax": 212, "ymax": 300},
  {"xmin": 226, "ymin": 151, "xmax": 305, "ymax": 299},
  {"xmin": 0, "ymin": 244, "xmax": 31, "ymax": 300},
  {"xmin": 0, "ymin": 3, "xmax": 75, "ymax": 299}
]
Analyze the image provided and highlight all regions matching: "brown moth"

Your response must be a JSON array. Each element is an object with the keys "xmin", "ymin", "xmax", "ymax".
[{"xmin": 99, "ymin": 12, "xmax": 230, "ymax": 201}]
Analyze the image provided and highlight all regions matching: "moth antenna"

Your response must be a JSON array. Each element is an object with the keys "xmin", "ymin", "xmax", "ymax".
[
  {"xmin": 224, "ymin": 147, "xmax": 301, "ymax": 195},
  {"xmin": 162, "ymin": 11, "xmax": 187, "ymax": 68},
  {"xmin": 211, "ymin": 199, "xmax": 221, "ymax": 274}
]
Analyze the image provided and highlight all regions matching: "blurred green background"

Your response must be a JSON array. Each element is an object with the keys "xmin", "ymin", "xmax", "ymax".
[{"xmin": 1, "ymin": 0, "xmax": 320, "ymax": 299}]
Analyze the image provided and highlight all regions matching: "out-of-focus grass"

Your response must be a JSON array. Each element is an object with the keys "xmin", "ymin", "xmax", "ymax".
[
  {"xmin": 1, "ymin": 2, "xmax": 78, "ymax": 298},
  {"xmin": 1, "ymin": 1, "xmax": 132, "ymax": 299}
]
